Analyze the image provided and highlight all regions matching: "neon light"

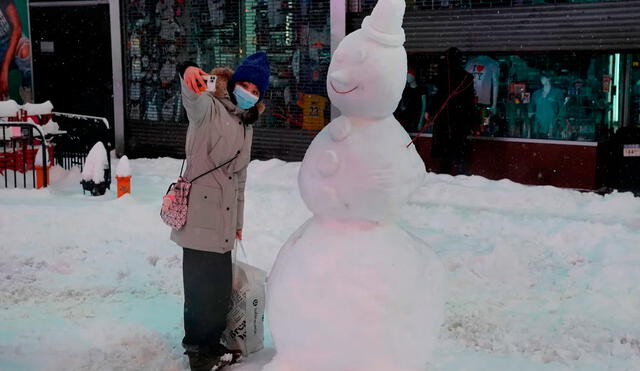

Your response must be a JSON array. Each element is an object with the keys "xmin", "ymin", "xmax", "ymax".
[
  {"xmin": 613, "ymin": 53, "xmax": 621, "ymax": 124},
  {"xmin": 607, "ymin": 55, "xmax": 614, "ymax": 128}
]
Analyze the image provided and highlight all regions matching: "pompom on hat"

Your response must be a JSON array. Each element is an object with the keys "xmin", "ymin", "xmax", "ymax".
[{"xmin": 231, "ymin": 51, "xmax": 271, "ymax": 101}]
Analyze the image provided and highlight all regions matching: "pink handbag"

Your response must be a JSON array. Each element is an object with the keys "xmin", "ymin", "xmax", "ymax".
[
  {"xmin": 161, "ymin": 176, "xmax": 192, "ymax": 230},
  {"xmin": 160, "ymin": 153, "xmax": 239, "ymax": 230}
]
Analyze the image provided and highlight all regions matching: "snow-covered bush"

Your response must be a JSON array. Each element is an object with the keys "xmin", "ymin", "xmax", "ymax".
[{"xmin": 82, "ymin": 142, "xmax": 109, "ymax": 183}]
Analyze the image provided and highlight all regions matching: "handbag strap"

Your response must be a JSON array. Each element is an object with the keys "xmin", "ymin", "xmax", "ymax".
[
  {"xmin": 190, "ymin": 151, "xmax": 240, "ymax": 183},
  {"xmin": 232, "ymin": 240, "xmax": 249, "ymax": 265},
  {"xmin": 181, "ymin": 125, "xmax": 246, "ymax": 183},
  {"xmin": 179, "ymin": 158, "xmax": 186, "ymax": 177}
]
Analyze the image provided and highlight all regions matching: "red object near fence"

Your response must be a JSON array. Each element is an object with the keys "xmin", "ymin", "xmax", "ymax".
[{"xmin": 0, "ymin": 137, "xmax": 53, "ymax": 175}]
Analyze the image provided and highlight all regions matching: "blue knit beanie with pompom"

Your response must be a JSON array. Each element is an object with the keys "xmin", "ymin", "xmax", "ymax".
[{"xmin": 231, "ymin": 51, "xmax": 270, "ymax": 101}]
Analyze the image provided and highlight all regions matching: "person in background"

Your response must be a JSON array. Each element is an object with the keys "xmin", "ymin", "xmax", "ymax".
[
  {"xmin": 427, "ymin": 47, "xmax": 477, "ymax": 176},
  {"xmin": 394, "ymin": 67, "xmax": 427, "ymax": 133},
  {"xmin": 172, "ymin": 51, "xmax": 270, "ymax": 371}
]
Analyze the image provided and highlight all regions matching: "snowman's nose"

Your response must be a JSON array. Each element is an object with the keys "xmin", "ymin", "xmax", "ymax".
[{"xmin": 329, "ymin": 70, "xmax": 349, "ymax": 85}]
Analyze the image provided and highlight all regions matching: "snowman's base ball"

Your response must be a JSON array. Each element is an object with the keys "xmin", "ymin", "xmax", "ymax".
[{"xmin": 265, "ymin": 218, "xmax": 446, "ymax": 371}]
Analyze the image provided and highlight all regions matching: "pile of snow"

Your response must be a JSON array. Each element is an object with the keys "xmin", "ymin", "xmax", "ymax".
[
  {"xmin": 22, "ymin": 101, "xmax": 53, "ymax": 116},
  {"xmin": 1, "ymin": 157, "xmax": 639, "ymax": 371},
  {"xmin": 115, "ymin": 155, "xmax": 132, "ymax": 177},
  {"xmin": 0, "ymin": 99, "xmax": 19, "ymax": 117},
  {"xmin": 40, "ymin": 119, "xmax": 60, "ymax": 135},
  {"xmin": 81, "ymin": 142, "xmax": 108, "ymax": 183},
  {"xmin": 0, "ymin": 100, "xmax": 20, "ymax": 139}
]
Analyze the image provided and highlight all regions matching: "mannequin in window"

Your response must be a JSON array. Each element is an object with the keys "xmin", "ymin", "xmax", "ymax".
[
  {"xmin": 394, "ymin": 68, "xmax": 427, "ymax": 133},
  {"xmin": 529, "ymin": 75, "xmax": 564, "ymax": 139}
]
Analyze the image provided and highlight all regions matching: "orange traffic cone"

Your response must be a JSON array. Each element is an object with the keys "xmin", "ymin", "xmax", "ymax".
[
  {"xmin": 116, "ymin": 175, "xmax": 131, "ymax": 198},
  {"xmin": 35, "ymin": 165, "xmax": 50, "ymax": 189}
]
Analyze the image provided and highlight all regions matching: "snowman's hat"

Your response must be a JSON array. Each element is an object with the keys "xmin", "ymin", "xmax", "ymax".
[{"xmin": 361, "ymin": 0, "xmax": 406, "ymax": 47}]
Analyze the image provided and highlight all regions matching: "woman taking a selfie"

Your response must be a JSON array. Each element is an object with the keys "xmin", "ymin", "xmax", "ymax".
[{"xmin": 171, "ymin": 51, "xmax": 270, "ymax": 371}]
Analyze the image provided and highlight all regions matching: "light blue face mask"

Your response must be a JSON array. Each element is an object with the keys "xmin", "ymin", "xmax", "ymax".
[{"xmin": 233, "ymin": 85, "xmax": 259, "ymax": 109}]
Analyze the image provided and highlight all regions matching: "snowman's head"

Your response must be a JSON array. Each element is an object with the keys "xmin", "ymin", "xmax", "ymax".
[{"xmin": 327, "ymin": 0, "xmax": 407, "ymax": 119}]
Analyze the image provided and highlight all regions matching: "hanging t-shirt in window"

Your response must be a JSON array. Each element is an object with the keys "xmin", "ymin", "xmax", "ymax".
[
  {"xmin": 465, "ymin": 56, "xmax": 499, "ymax": 106},
  {"xmin": 299, "ymin": 94, "xmax": 328, "ymax": 131}
]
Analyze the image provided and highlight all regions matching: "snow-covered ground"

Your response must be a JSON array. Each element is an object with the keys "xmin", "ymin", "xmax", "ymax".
[{"xmin": 1, "ymin": 156, "xmax": 639, "ymax": 371}]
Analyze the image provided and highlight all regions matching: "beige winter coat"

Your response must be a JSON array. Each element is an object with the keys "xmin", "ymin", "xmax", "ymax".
[{"xmin": 170, "ymin": 79, "xmax": 253, "ymax": 253}]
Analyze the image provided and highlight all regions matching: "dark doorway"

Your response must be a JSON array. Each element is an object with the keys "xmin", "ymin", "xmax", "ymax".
[{"xmin": 30, "ymin": 3, "xmax": 114, "ymax": 127}]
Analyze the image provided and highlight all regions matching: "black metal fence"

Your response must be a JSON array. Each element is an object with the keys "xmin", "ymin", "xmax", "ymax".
[
  {"xmin": 1, "ymin": 122, "xmax": 49, "ymax": 188},
  {"xmin": 1, "ymin": 113, "xmax": 112, "ymax": 190},
  {"xmin": 51, "ymin": 112, "xmax": 112, "ymax": 172}
]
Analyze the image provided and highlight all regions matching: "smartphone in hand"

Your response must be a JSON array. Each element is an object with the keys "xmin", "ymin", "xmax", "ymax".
[{"xmin": 200, "ymin": 74, "xmax": 217, "ymax": 93}]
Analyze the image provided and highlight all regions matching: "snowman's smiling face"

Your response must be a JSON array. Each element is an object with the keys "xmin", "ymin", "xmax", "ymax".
[
  {"xmin": 329, "ymin": 81, "xmax": 358, "ymax": 95},
  {"xmin": 327, "ymin": 30, "xmax": 407, "ymax": 119}
]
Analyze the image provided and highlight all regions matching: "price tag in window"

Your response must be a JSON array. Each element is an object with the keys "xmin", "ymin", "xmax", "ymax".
[{"xmin": 623, "ymin": 144, "xmax": 640, "ymax": 157}]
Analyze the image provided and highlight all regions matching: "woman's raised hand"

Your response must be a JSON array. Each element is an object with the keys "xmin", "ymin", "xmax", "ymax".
[
  {"xmin": 256, "ymin": 102, "xmax": 266, "ymax": 114},
  {"xmin": 184, "ymin": 66, "xmax": 208, "ymax": 94}
]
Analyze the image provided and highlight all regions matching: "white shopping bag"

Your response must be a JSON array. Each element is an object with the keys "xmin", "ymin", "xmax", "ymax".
[{"xmin": 222, "ymin": 241, "xmax": 267, "ymax": 356}]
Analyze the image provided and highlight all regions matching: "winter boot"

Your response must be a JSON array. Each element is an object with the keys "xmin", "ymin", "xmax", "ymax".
[
  {"xmin": 184, "ymin": 348, "xmax": 219, "ymax": 371},
  {"xmin": 210, "ymin": 344, "xmax": 242, "ymax": 370}
]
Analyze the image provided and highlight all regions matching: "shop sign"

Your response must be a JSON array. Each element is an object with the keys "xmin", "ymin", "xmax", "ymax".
[
  {"xmin": 602, "ymin": 75, "xmax": 612, "ymax": 93},
  {"xmin": 623, "ymin": 144, "xmax": 640, "ymax": 157}
]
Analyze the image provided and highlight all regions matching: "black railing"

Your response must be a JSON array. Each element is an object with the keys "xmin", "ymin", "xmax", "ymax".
[
  {"xmin": 0, "ymin": 122, "xmax": 49, "ymax": 188},
  {"xmin": 52, "ymin": 112, "xmax": 113, "ymax": 193},
  {"xmin": 51, "ymin": 112, "xmax": 112, "ymax": 173}
]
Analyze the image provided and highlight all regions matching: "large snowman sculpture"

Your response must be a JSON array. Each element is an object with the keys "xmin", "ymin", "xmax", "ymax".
[{"xmin": 264, "ymin": 0, "xmax": 446, "ymax": 370}]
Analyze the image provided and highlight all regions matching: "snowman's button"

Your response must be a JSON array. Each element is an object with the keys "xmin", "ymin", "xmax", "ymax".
[
  {"xmin": 317, "ymin": 150, "xmax": 339, "ymax": 177},
  {"xmin": 329, "ymin": 118, "xmax": 351, "ymax": 142}
]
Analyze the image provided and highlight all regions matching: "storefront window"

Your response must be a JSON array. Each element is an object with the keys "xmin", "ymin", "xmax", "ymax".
[
  {"xmin": 123, "ymin": 0, "xmax": 330, "ymax": 130},
  {"xmin": 406, "ymin": 52, "xmax": 619, "ymax": 142},
  {"xmin": 252, "ymin": 0, "xmax": 331, "ymax": 130},
  {"xmin": 124, "ymin": 0, "xmax": 241, "ymax": 124}
]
